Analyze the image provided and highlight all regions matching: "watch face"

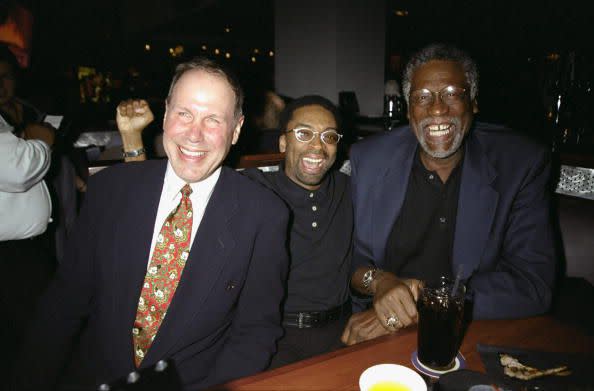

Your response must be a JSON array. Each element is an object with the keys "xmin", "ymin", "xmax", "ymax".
[
  {"xmin": 123, "ymin": 148, "xmax": 146, "ymax": 158},
  {"xmin": 363, "ymin": 269, "xmax": 376, "ymax": 290}
]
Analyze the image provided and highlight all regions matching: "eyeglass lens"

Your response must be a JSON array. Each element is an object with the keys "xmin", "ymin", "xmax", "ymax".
[
  {"xmin": 294, "ymin": 128, "xmax": 341, "ymax": 145},
  {"xmin": 410, "ymin": 86, "xmax": 466, "ymax": 106}
]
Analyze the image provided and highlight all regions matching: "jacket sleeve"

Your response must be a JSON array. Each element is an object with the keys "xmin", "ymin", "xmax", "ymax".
[
  {"xmin": 469, "ymin": 150, "xmax": 556, "ymax": 319},
  {"xmin": 0, "ymin": 129, "xmax": 51, "ymax": 192},
  {"xmin": 195, "ymin": 198, "xmax": 290, "ymax": 389},
  {"xmin": 349, "ymin": 147, "xmax": 375, "ymax": 312}
]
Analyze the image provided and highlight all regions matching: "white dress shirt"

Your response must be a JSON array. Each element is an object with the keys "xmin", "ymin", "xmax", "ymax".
[
  {"xmin": 0, "ymin": 122, "xmax": 53, "ymax": 241},
  {"xmin": 146, "ymin": 163, "xmax": 221, "ymax": 266}
]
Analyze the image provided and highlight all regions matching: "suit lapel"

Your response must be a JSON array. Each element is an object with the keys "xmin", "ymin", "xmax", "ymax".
[
  {"xmin": 143, "ymin": 167, "xmax": 238, "ymax": 365},
  {"xmin": 111, "ymin": 161, "xmax": 166, "ymax": 367},
  {"xmin": 452, "ymin": 132, "xmax": 498, "ymax": 280},
  {"xmin": 371, "ymin": 131, "xmax": 417, "ymax": 266}
]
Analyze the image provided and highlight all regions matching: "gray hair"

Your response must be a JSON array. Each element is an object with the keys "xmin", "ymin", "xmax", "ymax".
[
  {"xmin": 402, "ymin": 44, "xmax": 479, "ymax": 105},
  {"xmin": 166, "ymin": 57, "xmax": 244, "ymax": 120}
]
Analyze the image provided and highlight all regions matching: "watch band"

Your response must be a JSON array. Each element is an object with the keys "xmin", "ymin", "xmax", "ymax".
[
  {"xmin": 362, "ymin": 267, "xmax": 382, "ymax": 294},
  {"xmin": 122, "ymin": 147, "xmax": 146, "ymax": 158}
]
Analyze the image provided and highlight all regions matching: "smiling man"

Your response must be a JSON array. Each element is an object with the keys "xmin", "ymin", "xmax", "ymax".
[
  {"xmin": 342, "ymin": 44, "xmax": 555, "ymax": 345},
  {"xmin": 114, "ymin": 95, "xmax": 354, "ymax": 367},
  {"xmin": 13, "ymin": 58, "xmax": 289, "ymax": 390},
  {"xmin": 244, "ymin": 95, "xmax": 353, "ymax": 368}
]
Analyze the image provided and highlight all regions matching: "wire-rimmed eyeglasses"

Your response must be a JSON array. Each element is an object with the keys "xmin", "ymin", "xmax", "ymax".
[
  {"xmin": 287, "ymin": 127, "xmax": 343, "ymax": 145},
  {"xmin": 409, "ymin": 85, "xmax": 467, "ymax": 107}
]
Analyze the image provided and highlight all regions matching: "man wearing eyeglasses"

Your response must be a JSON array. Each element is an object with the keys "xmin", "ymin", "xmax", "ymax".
[
  {"xmin": 244, "ymin": 95, "xmax": 353, "ymax": 368},
  {"xmin": 341, "ymin": 43, "xmax": 555, "ymax": 345}
]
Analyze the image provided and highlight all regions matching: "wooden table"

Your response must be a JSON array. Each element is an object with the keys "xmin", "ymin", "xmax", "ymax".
[{"xmin": 218, "ymin": 316, "xmax": 594, "ymax": 390}]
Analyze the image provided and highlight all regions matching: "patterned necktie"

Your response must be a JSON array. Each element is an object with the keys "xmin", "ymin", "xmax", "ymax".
[{"xmin": 132, "ymin": 184, "xmax": 193, "ymax": 367}]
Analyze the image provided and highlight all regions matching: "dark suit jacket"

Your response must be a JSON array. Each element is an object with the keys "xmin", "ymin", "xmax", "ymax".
[
  {"xmin": 350, "ymin": 122, "xmax": 556, "ymax": 319},
  {"xmin": 13, "ymin": 160, "xmax": 289, "ymax": 390}
]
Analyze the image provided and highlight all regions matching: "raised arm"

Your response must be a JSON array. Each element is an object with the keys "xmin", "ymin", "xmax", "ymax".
[{"xmin": 116, "ymin": 99, "xmax": 154, "ymax": 162}]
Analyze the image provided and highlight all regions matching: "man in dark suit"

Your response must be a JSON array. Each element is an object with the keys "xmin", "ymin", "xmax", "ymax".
[
  {"xmin": 342, "ymin": 44, "xmax": 555, "ymax": 345},
  {"xmin": 115, "ymin": 96, "xmax": 354, "ymax": 369},
  {"xmin": 12, "ymin": 58, "xmax": 289, "ymax": 390}
]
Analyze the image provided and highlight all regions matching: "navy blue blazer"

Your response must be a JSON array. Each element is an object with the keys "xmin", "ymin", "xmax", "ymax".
[
  {"xmin": 13, "ymin": 160, "xmax": 289, "ymax": 390},
  {"xmin": 349, "ymin": 122, "xmax": 556, "ymax": 319}
]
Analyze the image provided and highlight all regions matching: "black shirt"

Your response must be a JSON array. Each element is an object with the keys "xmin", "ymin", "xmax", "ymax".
[
  {"xmin": 384, "ymin": 149, "xmax": 462, "ymax": 283},
  {"xmin": 244, "ymin": 166, "xmax": 353, "ymax": 312}
]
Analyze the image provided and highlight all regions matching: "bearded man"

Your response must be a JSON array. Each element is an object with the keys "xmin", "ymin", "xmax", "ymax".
[{"xmin": 342, "ymin": 43, "xmax": 555, "ymax": 345}]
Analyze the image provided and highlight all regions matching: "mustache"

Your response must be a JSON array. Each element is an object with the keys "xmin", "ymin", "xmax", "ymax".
[
  {"xmin": 299, "ymin": 151, "xmax": 327, "ymax": 159},
  {"xmin": 418, "ymin": 117, "xmax": 462, "ymax": 129}
]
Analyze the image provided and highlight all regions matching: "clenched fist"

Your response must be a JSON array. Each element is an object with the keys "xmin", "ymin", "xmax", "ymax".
[{"xmin": 116, "ymin": 99, "xmax": 154, "ymax": 135}]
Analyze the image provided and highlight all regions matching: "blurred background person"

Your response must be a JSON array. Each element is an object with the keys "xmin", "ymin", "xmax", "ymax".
[
  {"xmin": 0, "ymin": 44, "xmax": 44, "ymax": 135},
  {"xmin": 0, "ymin": 117, "xmax": 54, "ymax": 381}
]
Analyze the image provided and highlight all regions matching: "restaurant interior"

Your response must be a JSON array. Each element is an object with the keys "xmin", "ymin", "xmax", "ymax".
[{"xmin": 2, "ymin": 0, "xmax": 593, "ymax": 389}]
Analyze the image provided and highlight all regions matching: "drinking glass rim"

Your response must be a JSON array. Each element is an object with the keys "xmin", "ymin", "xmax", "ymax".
[{"xmin": 420, "ymin": 276, "xmax": 466, "ymax": 298}]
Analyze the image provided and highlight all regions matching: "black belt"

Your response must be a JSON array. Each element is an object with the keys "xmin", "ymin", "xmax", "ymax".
[{"xmin": 282, "ymin": 301, "xmax": 351, "ymax": 329}]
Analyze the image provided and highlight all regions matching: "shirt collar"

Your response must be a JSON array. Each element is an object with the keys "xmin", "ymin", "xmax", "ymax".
[
  {"xmin": 163, "ymin": 162, "xmax": 222, "ymax": 201},
  {"xmin": 413, "ymin": 147, "xmax": 463, "ymax": 185},
  {"xmin": 277, "ymin": 162, "xmax": 331, "ymax": 199},
  {"xmin": 0, "ymin": 116, "xmax": 13, "ymax": 130}
]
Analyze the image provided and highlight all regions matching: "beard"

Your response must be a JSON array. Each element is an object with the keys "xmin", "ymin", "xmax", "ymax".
[
  {"xmin": 414, "ymin": 116, "xmax": 466, "ymax": 159},
  {"xmin": 295, "ymin": 150, "xmax": 333, "ymax": 185}
]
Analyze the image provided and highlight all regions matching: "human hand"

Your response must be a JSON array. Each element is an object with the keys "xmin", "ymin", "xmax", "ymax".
[
  {"xmin": 116, "ymin": 99, "xmax": 154, "ymax": 135},
  {"xmin": 373, "ymin": 273, "xmax": 422, "ymax": 331},
  {"xmin": 341, "ymin": 309, "xmax": 394, "ymax": 346},
  {"xmin": 23, "ymin": 123, "xmax": 56, "ymax": 147}
]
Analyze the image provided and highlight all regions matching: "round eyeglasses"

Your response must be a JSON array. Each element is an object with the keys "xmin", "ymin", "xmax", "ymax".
[
  {"xmin": 288, "ymin": 127, "xmax": 343, "ymax": 145},
  {"xmin": 409, "ymin": 85, "xmax": 467, "ymax": 107}
]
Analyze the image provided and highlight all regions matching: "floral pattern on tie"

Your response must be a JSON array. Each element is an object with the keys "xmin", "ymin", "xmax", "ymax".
[{"xmin": 132, "ymin": 184, "xmax": 193, "ymax": 367}]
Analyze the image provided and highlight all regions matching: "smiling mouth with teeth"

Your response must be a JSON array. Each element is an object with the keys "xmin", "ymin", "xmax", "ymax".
[
  {"xmin": 179, "ymin": 147, "xmax": 206, "ymax": 157},
  {"xmin": 426, "ymin": 123, "xmax": 452, "ymax": 137},
  {"xmin": 301, "ymin": 156, "xmax": 326, "ymax": 172},
  {"xmin": 303, "ymin": 157, "xmax": 323, "ymax": 164}
]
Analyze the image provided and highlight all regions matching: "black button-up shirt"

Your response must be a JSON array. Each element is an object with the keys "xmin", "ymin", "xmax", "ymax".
[
  {"xmin": 244, "ymin": 166, "xmax": 353, "ymax": 312},
  {"xmin": 384, "ymin": 149, "xmax": 462, "ymax": 283}
]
